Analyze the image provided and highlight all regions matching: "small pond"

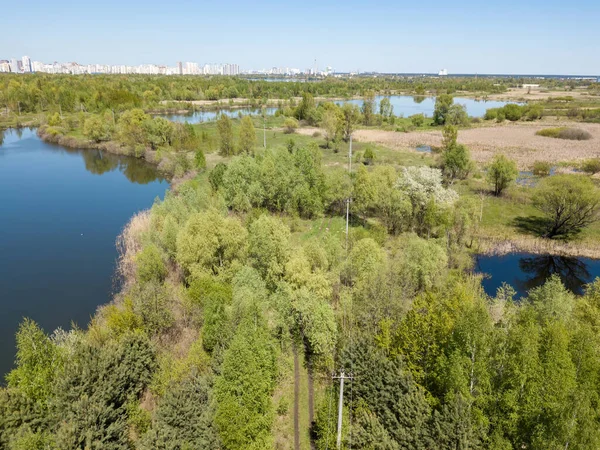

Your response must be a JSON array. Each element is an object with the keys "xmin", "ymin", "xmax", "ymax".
[{"xmin": 476, "ymin": 253, "xmax": 600, "ymax": 299}]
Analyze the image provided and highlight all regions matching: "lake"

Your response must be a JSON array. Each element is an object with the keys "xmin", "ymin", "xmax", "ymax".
[
  {"xmin": 336, "ymin": 95, "xmax": 518, "ymax": 118},
  {"xmin": 0, "ymin": 128, "xmax": 168, "ymax": 378},
  {"xmin": 476, "ymin": 253, "xmax": 600, "ymax": 299},
  {"xmin": 158, "ymin": 107, "xmax": 278, "ymax": 124}
]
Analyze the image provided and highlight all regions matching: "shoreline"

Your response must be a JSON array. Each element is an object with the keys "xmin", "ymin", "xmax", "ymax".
[{"xmin": 475, "ymin": 235, "xmax": 600, "ymax": 260}]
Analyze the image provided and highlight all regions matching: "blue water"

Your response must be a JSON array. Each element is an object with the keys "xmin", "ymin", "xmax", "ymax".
[
  {"xmin": 476, "ymin": 253, "xmax": 600, "ymax": 299},
  {"xmin": 337, "ymin": 95, "xmax": 519, "ymax": 118},
  {"xmin": 158, "ymin": 107, "xmax": 278, "ymax": 124},
  {"xmin": 0, "ymin": 128, "xmax": 168, "ymax": 378}
]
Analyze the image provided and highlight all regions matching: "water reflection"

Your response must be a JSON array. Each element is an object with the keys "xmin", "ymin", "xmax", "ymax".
[
  {"xmin": 476, "ymin": 252, "xmax": 600, "ymax": 299},
  {"xmin": 517, "ymin": 255, "xmax": 592, "ymax": 295},
  {"xmin": 42, "ymin": 142, "xmax": 166, "ymax": 184}
]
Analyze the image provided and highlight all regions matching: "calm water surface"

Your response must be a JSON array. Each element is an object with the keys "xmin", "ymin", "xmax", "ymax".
[
  {"xmin": 476, "ymin": 253, "xmax": 600, "ymax": 299},
  {"xmin": 159, "ymin": 107, "xmax": 277, "ymax": 123},
  {"xmin": 0, "ymin": 128, "xmax": 168, "ymax": 378},
  {"xmin": 337, "ymin": 95, "xmax": 519, "ymax": 118}
]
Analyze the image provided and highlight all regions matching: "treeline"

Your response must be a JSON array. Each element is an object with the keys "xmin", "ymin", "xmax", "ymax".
[
  {"xmin": 3, "ymin": 139, "xmax": 600, "ymax": 449},
  {"xmin": 38, "ymin": 109, "xmax": 206, "ymax": 176},
  {"xmin": 0, "ymin": 74, "xmax": 518, "ymax": 115}
]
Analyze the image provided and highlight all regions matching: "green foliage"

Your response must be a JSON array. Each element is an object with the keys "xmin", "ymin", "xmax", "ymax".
[
  {"xmin": 442, "ymin": 144, "xmax": 472, "ymax": 181},
  {"xmin": 532, "ymin": 160, "xmax": 552, "ymax": 177},
  {"xmin": 581, "ymin": 158, "xmax": 600, "ymax": 174},
  {"xmin": 362, "ymin": 91, "xmax": 377, "ymax": 125},
  {"xmin": 486, "ymin": 155, "xmax": 518, "ymax": 196},
  {"xmin": 141, "ymin": 376, "xmax": 220, "ymax": 449},
  {"xmin": 239, "ymin": 115, "xmax": 256, "ymax": 155},
  {"xmin": 217, "ymin": 113, "xmax": 235, "ymax": 156},
  {"xmin": 136, "ymin": 243, "xmax": 167, "ymax": 283},
  {"xmin": 532, "ymin": 174, "xmax": 600, "ymax": 238},
  {"xmin": 194, "ymin": 148, "xmax": 206, "ymax": 169},
  {"xmin": 433, "ymin": 94, "xmax": 454, "ymax": 125},
  {"xmin": 283, "ymin": 117, "xmax": 299, "ymax": 134},
  {"xmin": 83, "ymin": 113, "xmax": 114, "ymax": 142},
  {"xmin": 248, "ymin": 215, "xmax": 290, "ymax": 288},
  {"xmin": 52, "ymin": 332, "xmax": 156, "ymax": 449},
  {"xmin": 214, "ymin": 318, "xmax": 277, "ymax": 449},
  {"xmin": 209, "ymin": 162, "xmax": 227, "ymax": 191},
  {"xmin": 221, "ymin": 155, "xmax": 264, "ymax": 212},
  {"xmin": 363, "ymin": 145, "xmax": 376, "ymax": 165},
  {"xmin": 6, "ymin": 320, "xmax": 59, "ymax": 406},
  {"xmin": 410, "ymin": 113, "xmax": 426, "ymax": 127},
  {"xmin": 176, "ymin": 209, "xmax": 247, "ymax": 276}
]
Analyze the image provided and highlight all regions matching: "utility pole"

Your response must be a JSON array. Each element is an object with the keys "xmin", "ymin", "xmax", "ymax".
[
  {"xmin": 345, "ymin": 135, "xmax": 352, "ymax": 249},
  {"xmin": 333, "ymin": 371, "xmax": 353, "ymax": 450},
  {"xmin": 262, "ymin": 107, "xmax": 267, "ymax": 148}
]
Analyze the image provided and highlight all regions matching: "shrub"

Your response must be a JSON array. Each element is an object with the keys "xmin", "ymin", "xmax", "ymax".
[
  {"xmin": 410, "ymin": 113, "xmax": 425, "ymax": 127},
  {"xmin": 283, "ymin": 117, "xmax": 299, "ymax": 134},
  {"xmin": 503, "ymin": 104, "xmax": 524, "ymax": 121},
  {"xmin": 536, "ymin": 127, "xmax": 592, "ymax": 140},
  {"xmin": 532, "ymin": 161, "xmax": 552, "ymax": 177},
  {"xmin": 363, "ymin": 146, "xmax": 376, "ymax": 165},
  {"xmin": 558, "ymin": 128, "xmax": 592, "ymax": 140},
  {"xmin": 484, "ymin": 108, "xmax": 499, "ymax": 121},
  {"xmin": 581, "ymin": 158, "xmax": 600, "ymax": 175}
]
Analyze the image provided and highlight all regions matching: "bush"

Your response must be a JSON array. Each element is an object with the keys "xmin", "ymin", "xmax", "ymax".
[
  {"xmin": 503, "ymin": 104, "xmax": 524, "ymax": 121},
  {"xmin": 536, "ymin": 127, "xmax": 593, "ymax": 140},
  {"xmin": 581, "ymin": 158, "xmax": 600, "ymax": 174},
  {"xmin": 532, "ymin": 161, "xmax": 552, "ymax": 177},
  {"xmin": 283, "ymin": 117, "xmax": 299, "ymax": 134},
  {"xmin": 410, "ymin": 113, "xmax": 425, "ymax": 127},
  {"xmin": 484, "ymin": 108, "xmax": 498, "ymax": 121},
  {"xmin": 363, "ymin": 146, "xmax": 376, "ymax": 165},
  {"xmin": 557, "ymin": 128, "xmax": 592, "ymax": 140}
]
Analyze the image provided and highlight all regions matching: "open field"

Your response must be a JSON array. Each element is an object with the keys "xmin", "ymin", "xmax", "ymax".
[
  {"xmin": 486, "ymin": 87, "xmax": 599, "ymax": 102},
  {"xmin": 297, "ymin": 120, "xmax": 600, "ymax": 169}
]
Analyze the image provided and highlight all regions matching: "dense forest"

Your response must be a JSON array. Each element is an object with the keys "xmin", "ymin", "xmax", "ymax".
[{"xmin": 2, "ymin": 136, "xmax": 600, "ymax": 449}]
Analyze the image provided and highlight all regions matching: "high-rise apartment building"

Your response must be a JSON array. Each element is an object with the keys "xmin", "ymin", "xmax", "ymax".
[{"xmin": 21, "ymin": 56, "xmax": 32, "ymax": 72}]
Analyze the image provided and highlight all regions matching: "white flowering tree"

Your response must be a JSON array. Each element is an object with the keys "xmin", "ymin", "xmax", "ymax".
[{"xmin": 396, "ymin": 166, "xmax": 458, "ymax": 236}]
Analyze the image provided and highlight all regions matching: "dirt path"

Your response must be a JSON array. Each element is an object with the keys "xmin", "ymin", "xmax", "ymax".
[
  {"xmin": 308, "ymin": 364, "xmax": 316, "ymax": 450},
  {"xmin": 294, "ymin": 346, "xmax": 300, "ymax": 450}
]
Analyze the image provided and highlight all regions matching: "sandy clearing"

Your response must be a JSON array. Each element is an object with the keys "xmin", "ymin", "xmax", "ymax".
[
  {"xmin": 298, "ymin": 121, "xmax": 600, "ymax": 169},
  {"xmin": 486, "ymin": 87, "xmax": 597, "ymax": 102}
]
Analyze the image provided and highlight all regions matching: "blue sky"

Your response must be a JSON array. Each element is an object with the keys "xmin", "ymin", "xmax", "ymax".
[{"xmin": 3, "ymin": 0, "xmax": 599, "ymax": 75}]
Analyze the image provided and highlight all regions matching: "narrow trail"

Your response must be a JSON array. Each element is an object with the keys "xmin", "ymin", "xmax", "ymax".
[
  {"xmin": 308, "ymin": 364, "xmax": 316, "ymax": 450},
  {"xmin": 294, "ymin": 346, "xmax": 300, "ymax": 450}
]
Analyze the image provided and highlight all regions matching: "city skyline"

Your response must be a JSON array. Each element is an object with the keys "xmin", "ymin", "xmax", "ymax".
[{"xmin": 2, "ymin": 0, "xmax": 599, "ymax": 75}]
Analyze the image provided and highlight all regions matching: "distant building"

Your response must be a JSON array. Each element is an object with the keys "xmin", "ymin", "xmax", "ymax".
[
  {"xmin": 438, "ymin": 69, "xmax": 448, "ymax": 76},
  {"xmin": 21, "ymin": 56, "xmax": 32, "ymax": 73},
  {"xmin": 177, "ymin": 61, "xmax": 183, "ymax": 75},
  {"xmin": 10, "ymin": 58, "xmax": 19, "ymax": 73},
  {"xmin": 522, "ymin": 84, "xmax": 540, "ymax": 89}
]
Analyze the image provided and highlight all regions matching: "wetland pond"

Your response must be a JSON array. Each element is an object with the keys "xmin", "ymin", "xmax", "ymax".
[
  {"xmin": 159, "ymin": 96, "xmax": 519, "ymax": 123},
  {"xmin": 476, "ymin": 253, "xmax": 600, "ymax": 299},
  {"xmin": 0, "ymin": 128, "xmax": 168, "ymax": 377}
]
